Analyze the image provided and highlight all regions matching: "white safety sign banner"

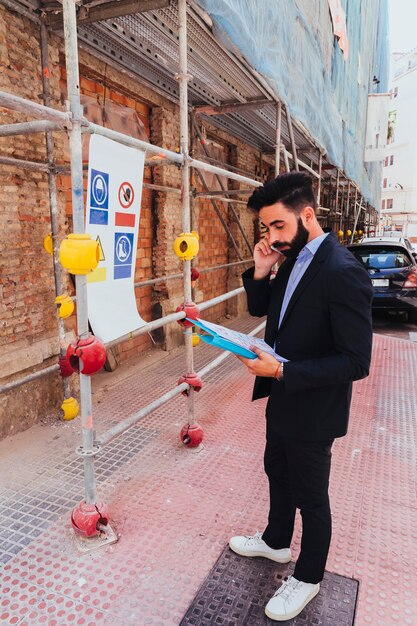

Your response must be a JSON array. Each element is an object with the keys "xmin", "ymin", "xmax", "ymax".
[{"xmin": 86, "ymin": 134, "xmax": 146, "ymax": 343}]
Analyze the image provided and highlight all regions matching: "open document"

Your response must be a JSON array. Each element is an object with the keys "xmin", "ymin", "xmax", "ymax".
[{"xmin": 186, "ymin": 318, "xmax": 288, "ymax": 362}]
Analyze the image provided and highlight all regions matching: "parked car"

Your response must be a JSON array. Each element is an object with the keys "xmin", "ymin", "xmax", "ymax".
[
  {"xmin": 360, "ymin": 235, "xmax": 416, "ymax": 255},
  {"xmin": 347, "ymin": 240, "xmax": 417, "ymax": 321}
]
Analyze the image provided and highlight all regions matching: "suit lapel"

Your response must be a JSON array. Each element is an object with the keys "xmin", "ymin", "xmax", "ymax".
[
  {"xmin": 278, "ymin": 233, "xmax": 337, "ymax": 332},
  {"xmin": 264, "ymin": 257, "xmax": 296, "ymax": 346}
]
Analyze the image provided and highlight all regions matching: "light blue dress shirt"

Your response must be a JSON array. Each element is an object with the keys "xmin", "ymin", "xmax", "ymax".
[{"xmin": 278, "ymin": 232, "xmax": 329, "ymax": 329}]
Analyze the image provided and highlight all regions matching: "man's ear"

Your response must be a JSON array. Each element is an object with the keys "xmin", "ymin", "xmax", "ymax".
[{"xmin": 302, "ymin": 206, "xmax": 315, "ymax": 223}]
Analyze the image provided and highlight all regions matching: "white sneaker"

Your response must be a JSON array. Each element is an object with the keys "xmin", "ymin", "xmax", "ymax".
[
  {"xmin": 265, "ymin": 575, "xmax": 320, "ymax": 621},
  {"xmin": 229, "ymin": 531, "xmax": 291, "ymax": 563}
]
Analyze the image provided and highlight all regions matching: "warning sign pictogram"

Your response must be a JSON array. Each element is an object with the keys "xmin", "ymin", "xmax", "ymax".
[
  {"xmin": 96, "ymin": 236, "xmax": 105, "ymax": 261},
  {"xmin": 118, "ymin": 182, "xmax": 135, "ymax": 209}
]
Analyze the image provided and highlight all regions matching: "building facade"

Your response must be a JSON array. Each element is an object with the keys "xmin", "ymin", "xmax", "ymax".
[
  {"xmin": 0, "ymin": 0, "xmax": 388, "ymax": 438},
  {"xmin": 380, "ymin": 50, "xmax": 417, "ymax": 239}
]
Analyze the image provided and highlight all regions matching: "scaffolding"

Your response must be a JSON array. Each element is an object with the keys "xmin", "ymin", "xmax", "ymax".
[{"xmin": 0, "ymin": 0, "xmax": 379, "ymax": 537}]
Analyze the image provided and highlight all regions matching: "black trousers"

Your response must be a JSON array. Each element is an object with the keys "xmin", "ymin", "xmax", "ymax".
[{"xmin": 261, "ymin": 431, "xmax": 334, "ymax": 585}]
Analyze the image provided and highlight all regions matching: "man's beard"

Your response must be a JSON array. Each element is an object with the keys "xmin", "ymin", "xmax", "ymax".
[{"xmin": 272, "ymin": 217, "xmax": 309, "ymax": 258}]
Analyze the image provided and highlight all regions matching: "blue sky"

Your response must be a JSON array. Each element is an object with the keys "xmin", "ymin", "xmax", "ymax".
[{"xmin": 389, "ymin": 0, "xmax": 417, "ymax": 52}]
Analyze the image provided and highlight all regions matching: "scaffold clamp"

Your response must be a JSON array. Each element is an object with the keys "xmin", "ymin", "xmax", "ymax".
[
  {"xmin": 71, "ymin": 500, "xmax": 109, "ymax": 538},
  {"xmin": 59, "ymin": 233, "xmax": 99, "ymax": 275},
  {"xmin": 62, "ymin": 397, "xmax": 79, "ymax": 421},
  {"xmin": 180, "ymin": 423, "xmax": 204, "ymax": 447},
  {"xmin": 176, "ymin": 302, "xmax": 200, "ymax": 328},
  {"xmin": 177, "ymin": 373, "xmax": 203, "ymax": 396},
  {"xmin": 75, "ymin": 443, "xmax": 101, "ymax": 458},
  {"xmin": 58, "ymin": 354, "xmax": 75, "ymax": 378},
  {"xmin": 173, "ymin": 231, "xmax": 199, "ymax": 260},
  {"xmin": 191, "ymin": 267, "xmax": 200, "ymax": 287},
  {"xmin": 43, "ymin": 232, "xmax": 53, "ymax": 255},
  {"xmin": 55, "ymin": 293, "xmax": 75, "ymax": 319},
  {"xmin": 174, "ymin": 72, "xmax": 193, "ymax": 81},
  {"xmin": 66, "ymin": 333, "xmax": 107, "ymax": 375}
]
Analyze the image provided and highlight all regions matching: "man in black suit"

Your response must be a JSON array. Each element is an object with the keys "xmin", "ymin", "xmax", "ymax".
[{"xmin": 229, "ymin": 172, "xmax": 373, "ymax": 621}]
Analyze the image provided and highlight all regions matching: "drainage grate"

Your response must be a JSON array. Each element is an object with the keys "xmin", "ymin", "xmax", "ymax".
[{"xmin": 180, "ymin": 547, "xmax": 359, "ymax": 626}]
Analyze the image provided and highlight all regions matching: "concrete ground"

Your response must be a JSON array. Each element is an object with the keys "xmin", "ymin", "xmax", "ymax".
[{"xmin": 0, "ymin": 314, "xmax": 416, "ymax": 625}]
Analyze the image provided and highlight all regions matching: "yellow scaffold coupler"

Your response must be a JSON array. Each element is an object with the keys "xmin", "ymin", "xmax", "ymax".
[
  {"xmin": 61, "ymin": 396, "xmax": 79, "ymax": 420},
  {"xmin": 55, "ymin": 294, "xmax": 75, "ymax": 319},
  {"xmin": 346, "ymin": 229, "xmax": 352, "ymax": 237},
  {"xmin": 59, "ymin": 233, "xmax": 99, "ymax": 275},
  {"xmin": 43, "ymin": 233, "xmax": 53, "ymax": 255},
  {"xmin": 174, "ymin": 231, "xmax": 199, "ymax": 261},
  {"xmin": 338, "ymin": 230, "xmax": 344, "ymax": 238}
]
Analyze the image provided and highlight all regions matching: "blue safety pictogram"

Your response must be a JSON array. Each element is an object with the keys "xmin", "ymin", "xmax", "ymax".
[
  {"xmin": 114, "ymin": 233, "xmax": 134, "ymax": 279},
  {"xmin": 89, "ymin": 169, "xmax": 109, "ymax": 225}
]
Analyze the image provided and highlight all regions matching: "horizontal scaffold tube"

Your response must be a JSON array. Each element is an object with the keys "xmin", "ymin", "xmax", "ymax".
[
  {"xmin": 197, "ymin": 196, "xmax": 248, "ymax": 205},
  {"xmin": 0, "ymin": 364, "xmax": 59, "ymax": 394},
  {"xmin": 86, "ymin": 122, "xmax": 261, "ymax": 187},
  {"xmin": 104, "ymin": 286, "xmax": 246, "ymax": 349},
  {"xmin": 0, "ymin": 284, "xmax": 250, "ymax": 393},
  {"xmin": 97, "ymin": 319, "xmax": 266, "ymax": 447},
  {"xmin": 0, "ymin": 120, "xmax": 67, "ymax": 137},
  {"xmin": 0, "ymin": 91, "xmax": 72, "ymax": 124},
  {"xmin": 198, "ymin": 287, "xmax": 244, "ymax": 312},
  {"xmin": 0, "ymin": 155, "xmax": 50, "ymax": 172},
  {"xmin": 135, "ymin": 259, "xmax": 252, "ymax": 288},
  {"xmin": 86, "ymin": 122, "xmax": 184, "ymax": 164},
  {"xmin": 97, "ymin": 382, "xmax": 189, "ymax": 447}
]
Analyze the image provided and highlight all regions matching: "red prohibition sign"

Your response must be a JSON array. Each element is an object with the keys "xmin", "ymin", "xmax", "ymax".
[{"xmin": 118, "ymin": 181, "xmax": 135, "ymax": 209}]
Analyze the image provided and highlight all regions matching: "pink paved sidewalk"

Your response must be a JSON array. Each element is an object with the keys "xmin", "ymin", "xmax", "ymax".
[{"xmin": 0, "ymin": 328, "xmax": 416, "ymax": 625}]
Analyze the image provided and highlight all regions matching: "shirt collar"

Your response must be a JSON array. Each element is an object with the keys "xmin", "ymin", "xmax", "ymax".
[{"xmin": 299, "ymin": 232, "xmax": 329, "ymax": 258}]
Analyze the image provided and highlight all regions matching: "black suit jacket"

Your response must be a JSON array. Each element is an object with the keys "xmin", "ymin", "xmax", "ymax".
[{"xmin": 242, "ymin": 232, "xmax": 373, "ymax": 440}]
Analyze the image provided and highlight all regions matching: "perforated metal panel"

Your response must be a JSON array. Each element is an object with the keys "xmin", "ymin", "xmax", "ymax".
[
  {"xmin": 77, "ymin": 8, "xmax": 320, "ymax": 160},
  {"xmin": 147, "ymin": 5, "xmax": 262, "ymax": 98}
]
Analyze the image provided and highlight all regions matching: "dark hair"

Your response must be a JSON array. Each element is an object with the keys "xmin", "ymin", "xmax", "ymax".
[{"xmin": 248, "ymin": 172, "xmax": 316, "ymax": 214}]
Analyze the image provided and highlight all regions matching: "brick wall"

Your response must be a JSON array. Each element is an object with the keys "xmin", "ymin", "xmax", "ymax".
[
  {"xmin": 0, "ymin": 4, "xmax": 272, "ymax": 437},
  {"xmin": 0, "ymin": 7, "xmax": 70, "ymax": 436}
]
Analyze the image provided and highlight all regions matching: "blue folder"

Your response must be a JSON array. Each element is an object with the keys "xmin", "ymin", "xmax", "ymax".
[
  {"xmin": 186, "ymin": 318, "xmax": 257, "ymax": 359},
  {"xmin": 198, "ymin": 333, "xmax": 257, "ymax": 359}
]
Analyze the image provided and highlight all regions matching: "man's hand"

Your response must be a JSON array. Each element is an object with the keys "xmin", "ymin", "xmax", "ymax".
[
  {"xmin": 253, "ymin": 238, "xmax": 281, "ymax": 280},
  {"xmin": 236, "ymin": 347, "xmax": 282, "ymax": 378}
]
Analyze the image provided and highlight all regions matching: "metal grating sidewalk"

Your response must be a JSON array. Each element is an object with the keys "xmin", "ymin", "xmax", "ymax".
[
  {"xmin": 179, "ymin": 547, "xmax": 359, "ymax": 626},
  {"xmin": 0, "ymin": 326, "xmax": 416, "ymax": 625}
]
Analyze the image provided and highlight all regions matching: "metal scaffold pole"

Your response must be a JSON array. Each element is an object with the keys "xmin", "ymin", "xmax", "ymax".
[
  {"xmin": 61, "ymin": 0, "xmax": 97, "ymax": 504},
  {"xmin": 39, "ymin": 16, "xmax": 72, "ymax": 406},
  {"xmin": 178, "ymin": 0, "xmax": 195, "ymax": 427},
  {"xmin": 317, "ymin": 151, "xmax": 322, "ymax": 207},
  {"xmin": 275, "ymin": 101, "xmax": 282, "ymax": 177},
  {"xmin": 334, "ymin": 169, "xmax": 340, "ymax": 228}
]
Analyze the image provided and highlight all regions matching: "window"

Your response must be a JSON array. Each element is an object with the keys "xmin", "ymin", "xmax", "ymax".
[
  {"xmin": 387, "ymin": 111, "xmax": 397, "ymax": 145},
  {"xmin": 352, "ymin": 247, "xmax": 411, "ymax": 270},
  {"xmin": 384, "ymin": 157, "xmax": 389, "ymax": 167},
  {"xmin": 383, "ymin": 178, "xmax": 387, "ymax": 188},
  {"xmin": 382, "ymin": 199, "xmax": 386, "ymax": 210},
  {"xmin": 393, "ymin": 86, "xmax": 399, "ymax": 98},
  {"xmin": 387, "ymin": 198, "xmax": 393, "ymax": 209},
  {"xmin": 390, "ymin": 155, "xmax": 394, "ymax": 165}
]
